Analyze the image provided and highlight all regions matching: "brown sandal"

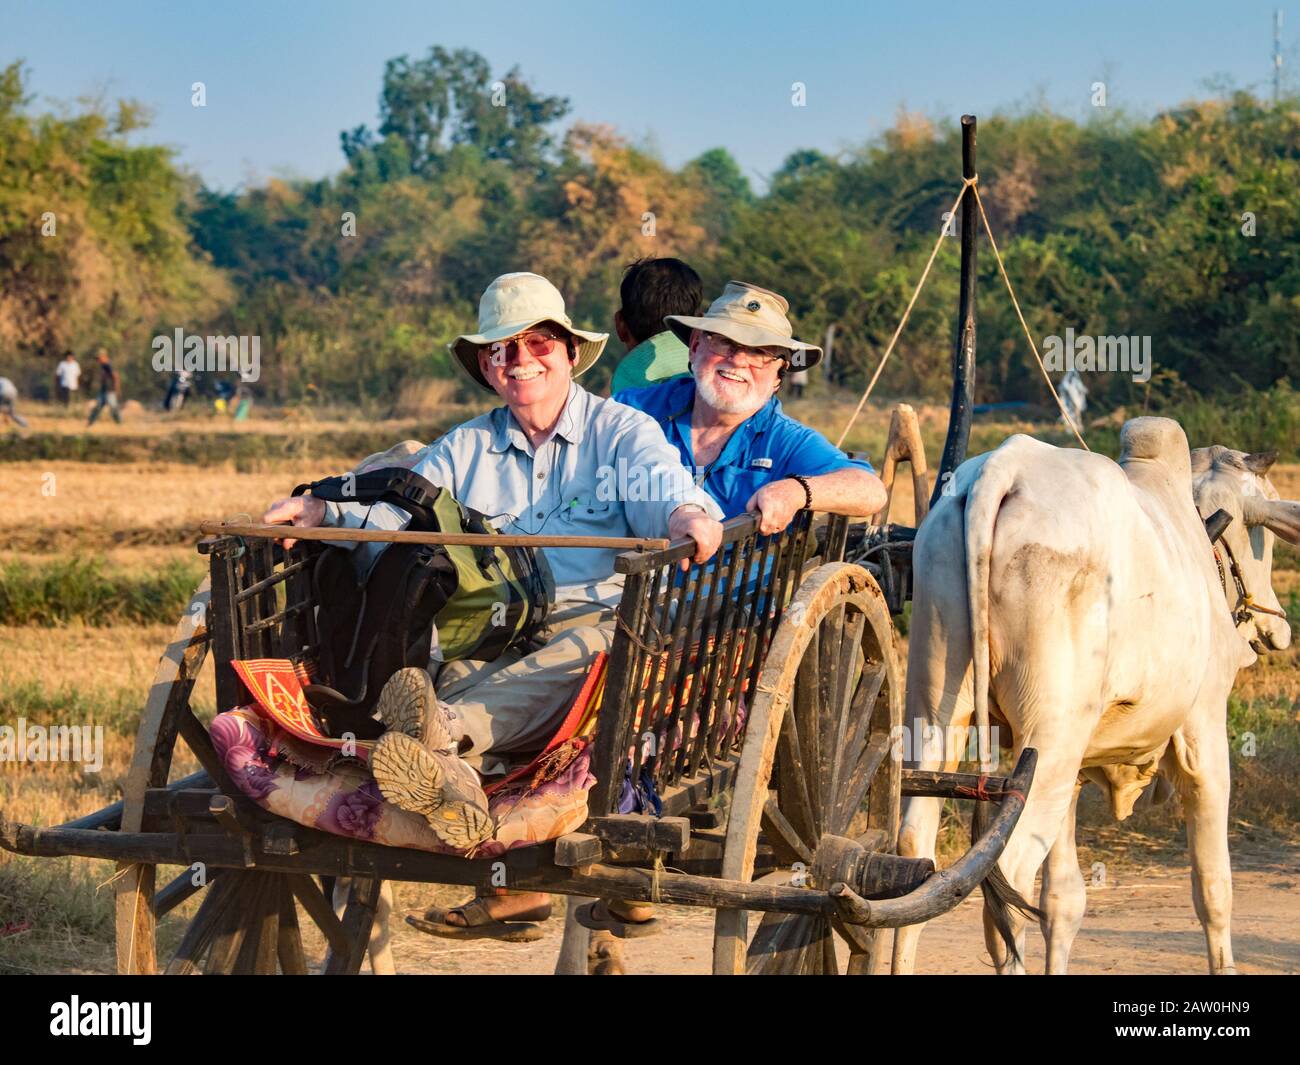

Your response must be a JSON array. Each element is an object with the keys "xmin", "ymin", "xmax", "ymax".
[
  {"xmin": 405, "ymin": 898, "xmax": 552, "ymax": 942},
  {"xmin": 574, "ymin": 900, "xmax": 661, "ymax": 939}
]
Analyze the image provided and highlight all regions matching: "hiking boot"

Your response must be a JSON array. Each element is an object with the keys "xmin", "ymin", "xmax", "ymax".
[
  {"xmin": 373, "ymin": 667, "xmax": 455, "ymax": 752},
  {"xmin": 371, "ymin": 731, "xmax": 494, "ymax": 850}
]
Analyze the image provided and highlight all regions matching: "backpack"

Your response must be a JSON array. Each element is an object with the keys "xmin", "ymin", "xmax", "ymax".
[{"xmin": 292, "ymin": 467, "xmax": 549, "ymax": 739}]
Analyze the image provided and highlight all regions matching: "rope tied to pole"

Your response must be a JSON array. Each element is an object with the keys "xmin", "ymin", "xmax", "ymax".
[
  {"xmin": 835, "ymin": 173, "xmax": 1089, "ymax": 452},
  {"xmin": 969, "ymin": 183, "xmax": 1088, "ymax": 450},
  {"xmin": 835, "ymin": 176, "xmax": 976, "ymax": 449}
]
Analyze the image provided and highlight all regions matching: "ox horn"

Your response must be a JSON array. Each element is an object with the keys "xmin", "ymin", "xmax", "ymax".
[
  {"xmin": 1242, "ymin": 450, "xmax": 1279, "ymax": 475},
  {"xmin": 1243, "ymin": 496, "xmax": 1300, "ymax": 544}
]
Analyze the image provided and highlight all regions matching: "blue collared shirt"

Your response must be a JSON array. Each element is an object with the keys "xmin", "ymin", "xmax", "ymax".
[
  {"xmin": 614, "ymin": 377, "xmax": 872, "ymax": 519},
  {"xmin": 321, "ymin": 382, "xmax": 721, "ymax": 617}
]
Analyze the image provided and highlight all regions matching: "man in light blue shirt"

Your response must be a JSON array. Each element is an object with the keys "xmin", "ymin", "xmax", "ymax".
[
  {"xmin": 316, "ymin": 378, "xmax": 712, "ymax": 624},
  {"xmin": 263, "ymin": 273, "xmax": 722, "ymax": 862}
]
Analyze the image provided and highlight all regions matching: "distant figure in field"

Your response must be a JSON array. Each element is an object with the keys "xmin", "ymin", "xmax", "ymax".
[
  {"xmin": 0, "ymin": 376, "xmax": 29, "ymax": 428},
  {"xmin": 54, "ymin": 351, "xmax": 81, "ymax": 408},
  {"xmin": 163, "ymin": 369, "xmax": 192, "ymax": 412},
  {"xmin": 87, "ymin": 349, "xmax": 122, "ymax": 426},
  {"xmin": 786, "ymin": 365, "xmax": 809, "ymax": 400},
  {"xmin": 608, "ymin": 257, "xmax": 702, "ymax": 395}
]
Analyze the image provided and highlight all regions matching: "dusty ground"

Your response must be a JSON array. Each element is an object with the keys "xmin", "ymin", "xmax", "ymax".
[{"xmin": 364, "ymin": 848, "xmax": 1300, "ymax": 975}]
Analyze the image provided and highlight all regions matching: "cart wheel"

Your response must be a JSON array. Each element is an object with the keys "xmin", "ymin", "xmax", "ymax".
[
  {"xmin": 112, "ymin": 579, "xmax": 383, "ymax": 975},
  {"xmin": 713, "ymin": 562, "xmax": 904, "ymax": 975},
  {"xmin": 161, "ymin": 871, "xmax": 383, "ymax": 974},
  {"xmin": 114, "ymin": 579, "xmax": 210, "ymax": 974}
]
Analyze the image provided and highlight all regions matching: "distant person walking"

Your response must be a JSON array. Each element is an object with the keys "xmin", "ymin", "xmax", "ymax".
[
  {"xmin": 786, "ymin": 365, "xmax": 809, "ymax": 400},
  {"xmin": 87, "ymin": 349, "xmax": 122, "ymax": 426},
  {"xmin": 162, "ymin": 369, "xmax": 192, "ymax": 412},
  {"xmin": 0, "ymin": 376, "xmax": 29, "ymax": 428},
  {"xmin": 609, "ymin": 258, "xmax": 703, "ymax": 394},
  {"xmin": 54, "ymin": 350, "xmax": 81, "ymax": 408}
]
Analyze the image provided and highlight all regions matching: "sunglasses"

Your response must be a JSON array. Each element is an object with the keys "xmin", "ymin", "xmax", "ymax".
[{"xmin": 481, "ymin": 328, "xmax": 571, "ymax": 363}]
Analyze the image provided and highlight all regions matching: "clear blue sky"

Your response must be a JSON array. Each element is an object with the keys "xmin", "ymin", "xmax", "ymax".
[{"xmin": 4, "ymin": 0, "xmax": 1294, "ymax": 191}]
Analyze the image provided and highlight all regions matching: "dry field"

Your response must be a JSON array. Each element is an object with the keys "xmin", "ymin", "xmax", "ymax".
[{"xmin": 1, "ymin": 401, "xmax": 1297, "ymax": 974}]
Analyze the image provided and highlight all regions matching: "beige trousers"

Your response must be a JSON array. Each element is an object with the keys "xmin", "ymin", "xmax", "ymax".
[{"xmin": 433, "ymin": 607, "xmax": 615, "ymax": 776}]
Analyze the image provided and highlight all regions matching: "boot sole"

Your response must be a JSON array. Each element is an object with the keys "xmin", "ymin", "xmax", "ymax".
[
  {"xmin": 371, "ymin": 732, "xmax": 493, "ymax": 850},
  {"xmin": 374, "ymin": 667, "xmax": 452, "ymax": 750}
]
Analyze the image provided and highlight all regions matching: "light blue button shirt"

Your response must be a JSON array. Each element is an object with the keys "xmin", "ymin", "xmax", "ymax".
[{"xmin": 321, "ymin": 382, "xmax": 722, "ymax": 617}]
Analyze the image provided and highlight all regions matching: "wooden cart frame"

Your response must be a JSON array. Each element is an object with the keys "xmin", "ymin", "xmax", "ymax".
[{"xmin": 1, "ymin": 115, "xmax": 1037, "ymax": 975}]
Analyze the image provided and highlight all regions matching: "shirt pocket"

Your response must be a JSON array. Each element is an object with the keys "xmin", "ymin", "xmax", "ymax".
[{"xmin": 557, "ymin": 493, "xmax": 618, "ymax": 531}]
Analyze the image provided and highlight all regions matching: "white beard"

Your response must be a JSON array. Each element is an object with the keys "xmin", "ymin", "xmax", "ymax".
[{"xmin": 694, "ymin": 365, "xmax": 765, "ymax": 415}]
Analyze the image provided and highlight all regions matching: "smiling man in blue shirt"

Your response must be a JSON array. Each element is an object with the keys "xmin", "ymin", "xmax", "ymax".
[{"xmin": 616, "ymin": 280, "xmax": 886, "ymax": 530}]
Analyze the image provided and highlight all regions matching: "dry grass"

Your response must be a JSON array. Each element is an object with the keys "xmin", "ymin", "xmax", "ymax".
[
  {"xmin": 389, "ymin": 377, "xmax": 461, "ymax": 420},
  {"xmin": 0, "ymin": 623, "xmax": 216, "ymax": 719},
  {"xmin": 1, "ymin": 461, "xmax": 326, "ymax": 534},
  {"xmin": 12, "ymin": 399, "xmax": 481, "ymax": 438}
]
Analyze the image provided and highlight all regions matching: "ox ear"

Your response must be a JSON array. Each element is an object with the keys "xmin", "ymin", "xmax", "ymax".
[
  {"xmin": 1243, "ymin": 450, "xmax": 1279, "ymax": 476},
  {"xmin": 1243, "ymin": 496, "xmax": 1300, "ymax": 544}
]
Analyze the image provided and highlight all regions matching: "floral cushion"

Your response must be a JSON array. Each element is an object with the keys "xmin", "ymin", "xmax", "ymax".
[{"xmin": 209, "ymin": 707, "xmax": 594, "ymax": 858}]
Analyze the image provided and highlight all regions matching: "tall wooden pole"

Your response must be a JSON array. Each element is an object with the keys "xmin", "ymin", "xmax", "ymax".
[{"xmin": 931, "ymin": 114, "xmax": 977, "ymax": 508}]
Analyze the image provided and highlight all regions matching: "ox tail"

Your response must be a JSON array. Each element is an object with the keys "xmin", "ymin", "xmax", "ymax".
[{"xmin": 964, "ymin": 459, "xmax": 1044, "ymax": 967}]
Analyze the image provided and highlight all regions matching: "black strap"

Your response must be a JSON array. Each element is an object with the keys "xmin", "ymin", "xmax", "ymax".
[{"xmin": 293, "ymin": 467, "xmax": 443, "ymax": 530}]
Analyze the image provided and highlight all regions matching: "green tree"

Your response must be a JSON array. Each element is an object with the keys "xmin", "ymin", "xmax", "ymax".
[{"xmin": 342, "ymin": 46, "xmax": 570, "ymax": 178}]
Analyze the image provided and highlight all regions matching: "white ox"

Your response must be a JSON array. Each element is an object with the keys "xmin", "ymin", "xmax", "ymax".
[{"xmin": 892, "ymin": 417, "xmax": 1300, "ymax": 974}]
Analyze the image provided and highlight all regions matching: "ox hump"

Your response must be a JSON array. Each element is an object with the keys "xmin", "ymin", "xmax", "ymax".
[{"xmin": 1118, "ymin": 416, "xmax": 1194, "ymax": 493}]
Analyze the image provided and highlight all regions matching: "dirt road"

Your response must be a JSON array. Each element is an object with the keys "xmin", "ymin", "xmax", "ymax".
[{"xmin": 376, "ymin": 855, "xmax": 1299, "ymax": 975}]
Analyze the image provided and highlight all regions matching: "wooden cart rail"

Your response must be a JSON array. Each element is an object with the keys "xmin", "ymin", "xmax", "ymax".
[{"xmin": 199, "ymin": 508, "xmax": 822, "ymax": 819}]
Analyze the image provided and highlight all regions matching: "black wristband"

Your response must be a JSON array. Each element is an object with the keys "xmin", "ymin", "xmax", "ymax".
[{"xmin": 789, "ymin": 474, "xmax": 813, "ymax": 510}]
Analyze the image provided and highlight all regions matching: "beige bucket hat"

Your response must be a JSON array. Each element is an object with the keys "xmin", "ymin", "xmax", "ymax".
[
  {"xmin": 665, "ymin": 280, "xmax": 822, "ymax": 369},
  {"xmin": 449, "ymin": 272, "xmax": 609, "ymax": 391}
]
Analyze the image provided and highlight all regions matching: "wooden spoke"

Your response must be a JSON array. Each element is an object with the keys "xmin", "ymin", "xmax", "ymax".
[
  {"xmin": 826, "ymin": 611, "xmax": 867, "ymax": 824},
  {"xmin": 715, "ymin": 563, "xmax": 904, "ymax": 976},
  {"xmin": 818, "ymin": 922, "xmax": 839, "ymax": 975},
  {"xmin": 761, "ymin": 798, "xmax": 813, "ymax": 866},
  {"xmin": 839, "ymin": 664, "xmax": 887, "ymax": 788},
  {"xmin": 206, "ymin": 875, "xmax": 256, "ymax": 974},
  {"xmin": 153, "ymin": 865, "xmax": 223, "ymax": 919},
  {"xmin": 165, "ymin": 870, "xmax": 242, "ymax": 976},
  {"xmin": 276, "ymin": 881, "xmax": 308, "ymax": 975},
  {"xmin": 774, "ymin": 705, "xmax": 818, "ymax": 846},
  {"xmin": 792, "ymin": 627, "xmax": 824, "ymax": 833},
  {"xmin": 232, "ymin": 874, "xmax": 282, "ymax": 975},
  {"xmin": 835, "ymin": 731, "xmax": 893, "ymax": 833},
  {"xmin": 287, "ymin": 873, "xmax": 353, "ymax": 957},
  {"xmin": 323, "ymin": 877, "xmax": 381, "ymax": 974},
  {"xmin": 746, "ymin": 912, "xmax": 818, "ymax": 975}
]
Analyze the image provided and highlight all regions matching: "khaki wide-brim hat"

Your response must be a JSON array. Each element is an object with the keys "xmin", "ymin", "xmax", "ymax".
[
  {"xmin": 449, "ymin": 272, "xmax": 609, "ymax": 391},
  {"xmin": 665, "ymin": 280, "xmax": 822, "ymax": 370}
]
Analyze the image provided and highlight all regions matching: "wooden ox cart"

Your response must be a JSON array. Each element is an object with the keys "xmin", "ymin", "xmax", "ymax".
[{"xmin": 1, "ymin": 116, "xmax": 1035, "ymax": 975}]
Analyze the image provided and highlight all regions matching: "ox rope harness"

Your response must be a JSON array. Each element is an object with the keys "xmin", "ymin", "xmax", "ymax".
[{"xmin": 1212, "ymin": 534, "xmax": 1288, "ymax": 625}]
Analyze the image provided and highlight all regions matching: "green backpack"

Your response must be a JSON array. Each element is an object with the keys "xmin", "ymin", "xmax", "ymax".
[{"xmin": 291, "ymin": 467, "xmax": 549, "ymax": 738}]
